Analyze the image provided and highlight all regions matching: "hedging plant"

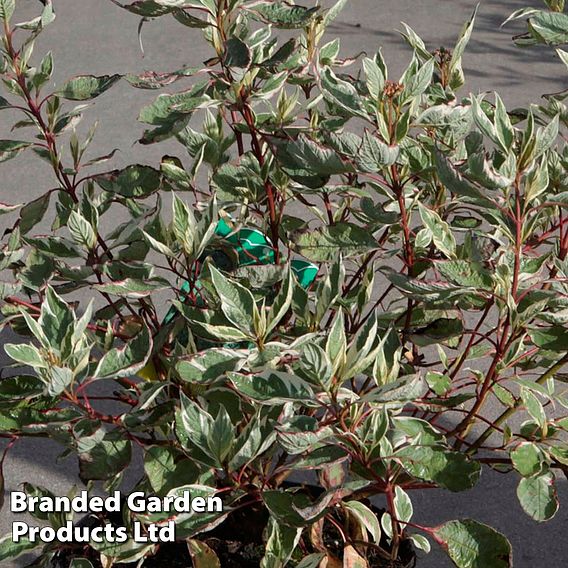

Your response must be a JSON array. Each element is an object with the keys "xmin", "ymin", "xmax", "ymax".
[{"xmin": 0, "ymin": 0, "xmax": 567, "ymax": 566}]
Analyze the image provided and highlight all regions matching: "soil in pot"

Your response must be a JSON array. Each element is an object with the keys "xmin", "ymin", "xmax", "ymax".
[{"xmin": 50, "ymin": 495, "xmax": 416, "ymax": 567}]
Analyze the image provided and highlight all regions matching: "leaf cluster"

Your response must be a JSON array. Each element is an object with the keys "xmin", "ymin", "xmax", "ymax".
[{"xmin": 1, "ymin": 1, "xmax": 567, "ymax": 567}]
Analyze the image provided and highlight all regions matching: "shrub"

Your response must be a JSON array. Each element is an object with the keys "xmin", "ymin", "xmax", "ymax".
[{"xmin": 0, "ymin": 0, "xmax": 567, "ymax": 566}]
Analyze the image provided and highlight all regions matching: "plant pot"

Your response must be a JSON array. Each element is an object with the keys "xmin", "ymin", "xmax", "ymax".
[{"xmin": 46, "ymin": 484, "xmax": 416, "ymax": 568}]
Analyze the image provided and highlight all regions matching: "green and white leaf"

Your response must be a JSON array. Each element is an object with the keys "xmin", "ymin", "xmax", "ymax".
[
  {"xmin": 433, "ymin": 519, "xmax": 511, "ymax": 568},
  {"xmin": 517, "ymin": 472, "xmax": 559, "ymax": 522},
  {"xmin": 210, "ymin": 265, "xmax": 258, "ymax": 337},
  {"xmin": 59, "ymin": 75, "xmax": 121, "ymax": 100},
  {"xmin": 95, "ymin": 325, "xmax": 153, "ymax": 379}
]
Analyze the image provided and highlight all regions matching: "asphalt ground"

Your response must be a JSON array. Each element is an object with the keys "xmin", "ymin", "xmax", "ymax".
[{"xmin": 1, "ymin": 1, "xmax": 567, "ymax": 566}]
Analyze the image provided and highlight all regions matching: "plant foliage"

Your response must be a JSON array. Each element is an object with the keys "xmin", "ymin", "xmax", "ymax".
[{"xmin": 1, "ymin": 0, "xmax": 567, "ymax": 566}]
